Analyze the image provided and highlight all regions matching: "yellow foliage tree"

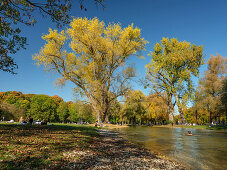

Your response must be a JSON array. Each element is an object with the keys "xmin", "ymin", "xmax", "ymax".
[
  {"xmin": 146, "ymin": 37, "xmax": 204, "ymax": 123},
  {"xmin": 144, "ymin": 93, "xmax": 169, "ymax": 124},
  {"xmin": 33, "ymin": 17, "xmax": 147, "ymax": 123}
]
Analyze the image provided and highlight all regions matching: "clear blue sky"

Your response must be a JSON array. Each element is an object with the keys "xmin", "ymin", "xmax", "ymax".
[{"xmin": 1, "ymin": 0, "xmax": 227, "ymax": 102}]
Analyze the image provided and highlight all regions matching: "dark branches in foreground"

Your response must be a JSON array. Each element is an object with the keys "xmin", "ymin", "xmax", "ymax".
[{"xmin": 0, "ymin": 0, "xmax": 105, "ymax": 74}]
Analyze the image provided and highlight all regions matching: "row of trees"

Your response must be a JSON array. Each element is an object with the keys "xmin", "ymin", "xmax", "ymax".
[
  {"xmin": 0, "ymin": 91, "xmax": 95, "ymax": 123},
  {"xmin": 2, "ymin": 16, "xmax": 226, "ymax": 125},
  {"xmin": 1, "ymin": 54, "xmax": 226, "ymax": 126},
  {"xmin": 182, "ymin": 55, "xmax": 226, "ymax": 124},
  {"xmin": 0, "ymin": 90, "xmax": 170, "ymax": 125},
  {"xmin": 33, "ymin": 17, "xmax": 213, "ymax": 124}
]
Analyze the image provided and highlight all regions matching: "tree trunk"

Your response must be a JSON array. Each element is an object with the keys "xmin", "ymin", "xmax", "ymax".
[
  {"xmin": 104, "ymin": 114, "xmax": 109, "ymax": 123},
  {"xmin": 168, "ymin": 105, "xmax": 174, "ymax": 123},
  {"xmin": 226, "ymin": 109, "xmax": 227, "ymax": 125},
  {"xmin": 174, "ymin": 93, "xmax": 185, "ymax": 124},
  {"xmin": 169, "ymin": 112, "xmax": 174, "ymax": 123},
  {"xmin": 102, "ymin": 98, "xmax": 110, "ymax": 123},
  {"xmin": 96, "ymin": 111, "xmax": 102, "ymax": 124},
  {"xmin": 209, "ymin": 111, "xmax": 212, "ymax": 123},
  {"xmin": 195, "ymin": 109, "xmax": 198, "ymax": 124}
]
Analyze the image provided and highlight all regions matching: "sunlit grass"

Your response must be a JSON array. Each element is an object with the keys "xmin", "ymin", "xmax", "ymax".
[
  {"xmin": 153, "ymin": 124, "xmax": 227, "ymax": 130},
  {"xmin": 0, "ymin": 123, "xmax": 98, "ymax": 169}
]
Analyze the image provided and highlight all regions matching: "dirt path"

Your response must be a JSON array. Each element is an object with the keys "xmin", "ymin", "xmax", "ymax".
[{"xmin": 62, "ymin": 129, "xmax": 186, "ymax": 169}]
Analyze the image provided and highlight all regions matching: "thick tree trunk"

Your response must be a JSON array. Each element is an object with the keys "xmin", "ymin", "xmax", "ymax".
[
  {"xmin": 174, "ymin": 93, "xmax": 185, "ymax": 124},
  {"xmin": 209, "ymin": 111, "xmax": 212, "ymax": 123},
  {"xmin": 88, "ymin": 98, "xmax": 102, "ymax": 124},
  {"xmin": 169, "ymin": 112, "xmax": 174, "ymax": 123},
  {"xmin": 104, "ymin": 113, "xmax": 109, "ymax": 123},
  {"xmin": 168, "ymin": 104, "xmax": 174, "ymax": 123},
  {"xmin": 97, "ymin": 111, "xmax": 102, "ymax": 124},
  {"xmin": 102, "ymin": 98, "xmax": 110, "ymax": 123},
  {"xmin": 226, "ymin": 109, "xmax": 227, "ymax": 125},
  {"xmin": 195, "ymin": 109, "xmax": 198, "ymax": 124}
]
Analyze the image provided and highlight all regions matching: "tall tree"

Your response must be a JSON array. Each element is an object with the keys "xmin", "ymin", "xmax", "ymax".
[
  {"xmin": 0, "ymin": 0, "xmax": 104, "ymax": 74},
  {"xmin": 57, "ymin": 101, "xmax": 69, "ymax": 122},
  {"xmin": 33, "ymin": 17, "xmax": 146, "ymax": 123},
  {"xmin": 146, "ymin": 37, "xmax": 204, "ymax": 123},
  {"xmin": 29, "ymin": 94, "xmax": 58, "ymax": 121},
  {"xmin": 197, "ymin": 54, "xmax": 226, "ymax": 123},
  {"xmin": 221, "ymin": 78, "xmax": 227, "ymax": 121},
  {"xmin": 144, "ymin": 93, "xmax": 169, "ymax": 125},
  {"xmin": 121, "ymin": 90, "xmax": 146, "ymax": 125}
]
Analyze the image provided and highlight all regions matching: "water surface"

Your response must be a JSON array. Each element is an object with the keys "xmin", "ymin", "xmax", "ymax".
[{"xmin": 117, "ymin": 127, "xmax": 227, "ymax": 170}]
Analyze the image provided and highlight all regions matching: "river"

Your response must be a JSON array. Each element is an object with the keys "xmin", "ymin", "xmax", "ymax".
[{"xmin": 116, "ymin": 126, "xmax": 227, "ymax": 170}]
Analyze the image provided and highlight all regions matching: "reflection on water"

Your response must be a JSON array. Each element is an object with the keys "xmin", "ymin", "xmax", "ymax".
[{"xmin": 117, "ymin": 127, "xmax": 227, "ymax": 170}]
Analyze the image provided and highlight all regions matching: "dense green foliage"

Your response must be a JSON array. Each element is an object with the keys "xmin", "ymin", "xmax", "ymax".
[{"xmin": 0, "ymin": 91, "xmax": 96, "ymax": 123}]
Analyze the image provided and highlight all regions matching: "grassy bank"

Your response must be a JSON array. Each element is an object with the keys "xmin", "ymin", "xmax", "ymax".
[
  {"xmin": 0, "ymin": 123, "xmax": 98, "ymax": 169},
  {"xmin": 0, "ymin": 123, "xmax": 185, "ymax": 169},
  {"xmin": 153, "ymin": 124, "xmax": 227, "ymax": 130}
]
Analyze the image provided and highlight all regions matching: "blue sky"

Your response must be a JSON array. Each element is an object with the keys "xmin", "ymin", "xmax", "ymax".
[{"xmin": 1, "ymin": 0, "xmax": 227, "ymax": 102}]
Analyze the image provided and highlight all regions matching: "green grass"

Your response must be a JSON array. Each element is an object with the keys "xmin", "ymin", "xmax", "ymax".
[
  {"xmin": 175, "ymin": 125, "xmax": 227, "ymax": 130},
  {"xmin": 0, "ymin": 123, "xmax": 99, "ymax": 169},
  {"xmin": 153, "ymin": 124, "xmax": 227, "ymax": 130}
]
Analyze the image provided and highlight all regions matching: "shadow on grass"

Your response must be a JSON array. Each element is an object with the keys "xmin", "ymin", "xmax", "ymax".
[
  {"xmin": 0, "ymin": 124, "xmax": 99, "ymax": 169},
  {"xmin": 0, "ymin": 124, "xmax": 183, "ymax": 169}
]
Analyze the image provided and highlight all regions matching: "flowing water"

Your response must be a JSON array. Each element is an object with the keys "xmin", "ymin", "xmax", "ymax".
[{"xmin": 116, "ymin": 126, "xmax": 227, "ymax": 170}]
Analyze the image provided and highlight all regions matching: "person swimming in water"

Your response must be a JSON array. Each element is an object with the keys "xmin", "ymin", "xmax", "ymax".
[{"xmin": 187, "ymin": 131, "xmax": 192, "ymax": 136}]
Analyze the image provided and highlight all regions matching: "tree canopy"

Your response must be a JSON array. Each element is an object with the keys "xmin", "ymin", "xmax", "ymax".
[
  {"xmin": 33, "ymin": 17, "xmax": 147, "ymax": 123},
  {"xmin": 146, "ymin": 37, "xmax": 204, "ymax": 122},
  {"xmin": 196, "ymin": 54, "xmax": 226, "ymax": 123}
]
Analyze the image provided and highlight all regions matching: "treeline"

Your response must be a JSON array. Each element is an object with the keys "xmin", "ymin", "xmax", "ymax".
[
  {"xmin": 0, "ymin": 90, "xmax": 170, "ymax": 125},
  {"xmin": 110, "ymin": 54, "xmax": 226, "ymax": 125},
  {"xmin": 181, "ymin": 55, "xmax": 227, "ymax": 125},
  {"xmin": 1, "ymin": 17, "xmax": 226, "ymax": 125},
  {"xmin": 0, "ymin": 92, "xmax": 95, "ymax": 123},
  {"xmin": 0, "ymin": 75, "xmax": 226, "ymax": 125}
]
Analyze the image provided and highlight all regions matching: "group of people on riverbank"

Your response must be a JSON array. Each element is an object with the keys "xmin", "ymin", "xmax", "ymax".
[{"xmin": 19, "ymin": 116, "xmax": 47, "ymax": 125}]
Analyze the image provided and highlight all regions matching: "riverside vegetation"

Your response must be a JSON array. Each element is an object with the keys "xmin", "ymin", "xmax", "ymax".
[
  {"xmin": 1, "ymin": 17, "xmax": 226, "ymax": 127},
  {"xmin": 0, "ymin": 16, "xmax": 226, "ymax": 169},
  {"xmin": 0, "ymin": 124, "xmax": 185, "ymax": 169}
]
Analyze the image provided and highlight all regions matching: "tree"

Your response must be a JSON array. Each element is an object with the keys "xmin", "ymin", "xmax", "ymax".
[
  {"xmin": 221, "ymin": 78, "xmax": 227, "ymax": 121},
  {"xmin": 68, "ymin": 101, "xmax": 95, "ymax": 123},
  {"xmin": 51, "ymin": 95, "xmax": 63, "ymax": 104},
  {"xmin": 197, "ymin": 54, "xmax": 226, "ymax": 123},
  {"xmin": 33, "ymin": 17, "xmax": 146, "ymax": 123},
  {"xmin": 184, "ymin": 107, "xmax": 195, "ymax": 124},
  {"xmin": 121, "ymin": 90, "xmax": 146, "ymax": 125},
  {"xmin": 144, "ymin": 93, "xmax": 169, "ymax": 125},
  {"xmin": 57, "ymin": 101, "xmax": 69, "ymax": 122},
  {"xmin": 29, "ymin": 94, "xmax": 58, "ymax": 121},
  {"xmin": 146, "ymin": 37, "xmax": 204, "ymax": 123},
  {"xmin": 0, "ymin": 101, "xmax": 25, "ymax": 121},
  {"xmin": 0, "ymin": 0, "xmax": 104, "ymax": 74},
  {"xmin": 108, "ymin": 98, "xmax": 122, "ymax": 124},
  {"xmin": 68, "ymin": 102, "xmax": 79, "ymax": 122}
]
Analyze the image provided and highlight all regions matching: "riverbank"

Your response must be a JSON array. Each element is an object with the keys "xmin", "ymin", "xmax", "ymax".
[
  {"xmin": 153, "ymin": 124, "xmax": 227, "ymax": 130},
  {"xmin": 93, "ymin": 122, "xmax": 227, "ymax": 130},
  {"xmin": 0, "ymin": 124, "xmax": 185, "ymax": 169}
]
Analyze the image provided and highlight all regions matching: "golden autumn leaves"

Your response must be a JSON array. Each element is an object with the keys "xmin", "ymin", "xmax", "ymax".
[
  {"xmin": 33, "ymin": 17, "xmax": 148, "ymax": 123},
  {"xmin": 33, "ymin": 17, "xmax": 204, "ymax": 123}
]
